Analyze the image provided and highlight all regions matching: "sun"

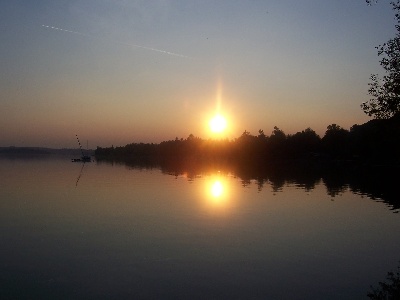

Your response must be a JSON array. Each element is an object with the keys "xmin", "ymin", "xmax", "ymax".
[{"xmin": 209, "ymin": 114, "xmax": 227, "ymax": 133}]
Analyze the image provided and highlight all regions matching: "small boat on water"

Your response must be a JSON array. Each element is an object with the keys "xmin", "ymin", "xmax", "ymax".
[
  {"xmin": 71, "ymin": 155, "xmax": 91, "ymax": 162},
  {"xmin": 72, "ymin": 135, "xmax": 91, "ymax": 162}
]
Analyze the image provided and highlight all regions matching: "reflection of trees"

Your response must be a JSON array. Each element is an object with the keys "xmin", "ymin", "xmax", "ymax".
[
  {"xmin": 323, "ymin": 182, "xmax": 348, "ymax": 198},
  {"xmin": 97, "ymin": 149, "xmax": 399, "ymax": 212},
  {"xmin": 322, "ymin": 171, "xmax": 348, "ymax": 198},
  {"xmin": 347, "ymin": 166, "xmax": 399, "ymax": 212},
  {"xmin": 270, "ymin": 180, "xmax": 284, "ymax": 193},
  {"xmin": 256, "ymin": 178, "xmax": 267, "ymax": 192},
  {"xmin": 241, "ymin": 179, "xmax": 251, "ymax": 187},
  {"xmin": 96, "ymin": 134, "xmax": 400, "ymax": 210},
  {"xmin": 268, "ymin": 174, "xmax": 285, "ymax": 193},
  {"xmin": 322, "ymin": 164, "xmax": 399, "ymax": 211},
  {"xmin": 214, "ymin": 162, "xmax": 392, "ymax": 211}
]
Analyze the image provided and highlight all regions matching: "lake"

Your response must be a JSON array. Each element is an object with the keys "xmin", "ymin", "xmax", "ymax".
[{"xmin": 0, "ymin": 156, "xmax": 399, "ymax": 299}]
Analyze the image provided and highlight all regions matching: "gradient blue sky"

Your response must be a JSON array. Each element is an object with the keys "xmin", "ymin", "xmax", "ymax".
[{"xmin": 0, "ymin": 0, "xmax": 396, "ymax": 148}]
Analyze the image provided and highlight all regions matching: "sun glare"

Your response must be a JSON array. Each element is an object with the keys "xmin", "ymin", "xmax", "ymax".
[
  {"xmin": 209, "ymin": 114, "xmax": 227, "ymax": 133},
  {"xmin": 211, "ymin": 180, "xmax": 224, "ymax": 198},
  {"xmin": 206, "ymin": 177, "xmax": 229, "ymax": 207}
]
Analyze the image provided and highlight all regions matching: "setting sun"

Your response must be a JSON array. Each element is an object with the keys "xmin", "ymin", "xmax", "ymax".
[{"xmin": 209, "ymin": 114, "xmax": 227, "ymax": 133}]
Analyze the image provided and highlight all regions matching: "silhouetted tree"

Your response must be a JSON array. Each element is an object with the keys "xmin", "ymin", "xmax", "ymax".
[
  {"xmin": 362, "ymin": 0, "xmax": 400, "ymax": 118},
  {"xmin": 241, "ymin": 130, "xmax": 251, "ymax": 138},
  {"xmin": 268, "ymin": 126, "xmax": 287, "ymax": 158},
  {"xmin": 234, "ymin": 130, "xmax": 260, "ymax": 161},
  {"xmin": 322, "ymin": 124, "xmax": 350, "ymax": 157},
  {"xmin": 287, "ymin": 128, "xmax": 321, "ymax": 158},
  {"xmin": 270, "ymin": 126, "xmax": 286, "ymax": 141},
  {"xmin": 350, "ymin": 113, "xmax": 400, "ymax": 160},
  {"xmin": 257, "ymin": 129, "xmax": 266, "ymax": 139}
]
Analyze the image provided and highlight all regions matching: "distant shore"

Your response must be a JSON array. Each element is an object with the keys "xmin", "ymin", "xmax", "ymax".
[{"xmin": 0, "ymin": 147, "xmax": 95, "ymax": 158}]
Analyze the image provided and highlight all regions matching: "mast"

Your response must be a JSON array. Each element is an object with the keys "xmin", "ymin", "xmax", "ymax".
[{"xmin": 75, "ymin": 134, "xmax": 84, "ymax": 157}]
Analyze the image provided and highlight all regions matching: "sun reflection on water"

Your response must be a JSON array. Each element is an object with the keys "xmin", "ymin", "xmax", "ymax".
[
  {"xmin": 211, "ymin": 180, "xmax": 224, "ymax": 198},
  {"xmin": 205, "ymin": 175, "xmax": 231, "ymax": 208}
]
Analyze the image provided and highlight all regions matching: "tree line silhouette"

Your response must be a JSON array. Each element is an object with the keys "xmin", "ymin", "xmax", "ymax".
[{"xmin": 95, "ymin": 113, "xmax": 400, "ymax": 166}]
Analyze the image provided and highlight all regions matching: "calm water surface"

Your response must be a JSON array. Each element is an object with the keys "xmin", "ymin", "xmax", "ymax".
[{"xmin": 1, "ymin": 157, "xmax": 399, "ymax": 299}]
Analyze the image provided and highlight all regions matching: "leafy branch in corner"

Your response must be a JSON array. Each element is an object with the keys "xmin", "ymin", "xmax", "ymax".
[{"xmin": 362, "ymin": 1, "xmax": 400, "ymax": 118}]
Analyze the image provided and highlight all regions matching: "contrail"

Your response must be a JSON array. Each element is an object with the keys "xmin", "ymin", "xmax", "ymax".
[{"xmin": 41, "ymin": 24, "xmax": 190, "ymax": 59}]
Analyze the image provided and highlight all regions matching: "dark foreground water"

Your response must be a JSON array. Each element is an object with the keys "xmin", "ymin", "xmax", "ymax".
[{"xmin": 0, "ymin": 156, "xmax": 399, "ymax": 299}]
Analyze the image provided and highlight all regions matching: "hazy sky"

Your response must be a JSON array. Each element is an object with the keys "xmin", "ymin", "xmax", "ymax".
[{"xmin": 0, "ymin": 0, "xmax": 396, "ymax": 148}]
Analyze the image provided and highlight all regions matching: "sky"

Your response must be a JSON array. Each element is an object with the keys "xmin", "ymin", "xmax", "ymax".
[{"xmin": 0, "ymin": 0, "xmax": 397, "ymax": 148}]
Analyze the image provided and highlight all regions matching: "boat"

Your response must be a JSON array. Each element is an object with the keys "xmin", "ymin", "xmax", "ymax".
[
  {"xmin": 72, "ymin": 135, "xmax": 91, "ymax": 162},
  {"xmin": 71, "ymin": 156, "xmax": 91, "ymax": 162}
]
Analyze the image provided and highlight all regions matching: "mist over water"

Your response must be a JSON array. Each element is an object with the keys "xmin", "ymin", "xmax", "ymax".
[{"xmin": 1, "ymin": 157, "xmax": 399, "ymax": 299}]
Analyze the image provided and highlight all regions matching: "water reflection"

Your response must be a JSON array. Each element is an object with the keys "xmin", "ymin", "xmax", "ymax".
[
  {"xmin": 205, "ymin": 176, "xmax": 230, "ymax": 207},
  {"xmin": 75, "ymin": 162, "xmax": 86, "ymax": 187},
  {"xmin": 97, "ymin": 158, "xmax": 400, "ymax": 211},
  {"xmin": 211, "ymin": 180, "xmax": 223, "ymax": 198},
  {"xmin": 155, "ymin": 160, "xmax": 399, "ymax": 212},
  {"xmin": 1, "ymin": 157, "xmax": 399, "ymax": 300}
]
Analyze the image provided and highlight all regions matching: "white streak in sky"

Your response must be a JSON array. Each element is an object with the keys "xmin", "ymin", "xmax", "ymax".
[{"xmin": 41, "ymin": 25, "xmax": 190, "ymax": 59}]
